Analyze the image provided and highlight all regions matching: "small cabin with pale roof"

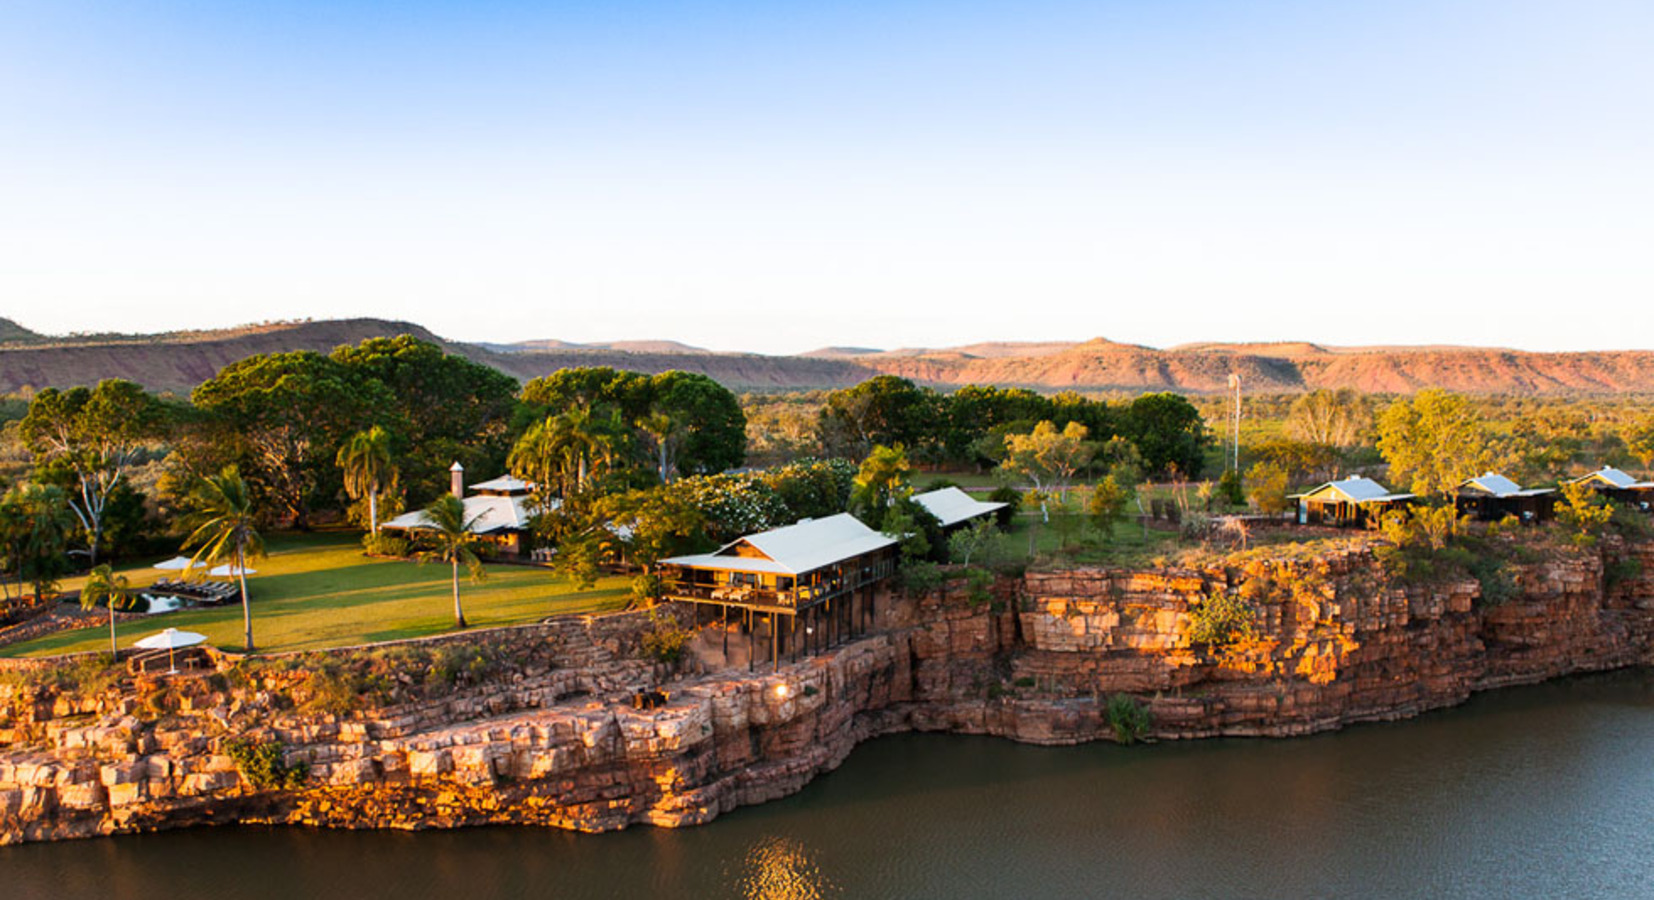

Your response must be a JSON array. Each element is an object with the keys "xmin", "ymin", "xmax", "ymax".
[
  {"xmin": 1565, "ymin": 467, "xmax": 1654, "ymax": 512},
  {"xmin": 1454, "ymin": 472, "xmax": 1555, "ymax": 522},
  {"xmin": 1292, "ymin": 476, "xmax": 1415, "ymax": 527}
]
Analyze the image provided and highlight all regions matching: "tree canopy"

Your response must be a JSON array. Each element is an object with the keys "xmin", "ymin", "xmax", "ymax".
[
  {"xmin": 1376, "ymin": 389, "xmax": 1506, "ymax": 498},
  {"xmin": 19, "ymin": 379, "xmax": 163, "ymax": 563},
  {"xmin": 191, "ymin": 351, "xmax": 386, "ymax": 527},
  {"xmin": 1122, "ymin": 393, "xmax": 1208, "ymax": 479}
]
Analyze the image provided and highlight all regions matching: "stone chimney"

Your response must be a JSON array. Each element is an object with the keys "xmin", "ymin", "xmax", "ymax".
[{"xmin": 449, "ymin": 461, "xmax": 465, "ymax": 499}]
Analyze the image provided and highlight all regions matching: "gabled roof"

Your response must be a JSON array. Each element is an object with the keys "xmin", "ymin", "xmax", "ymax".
[
  {"xmin": 913, "ymin": 487, "xmax": 1007, "ymax": 527},
  {"xmin": 1292, "ymin": 476, "xmax": 1414, "ymax": 503},
  {"xmin": 1458, "ymin": 473, "xmax": 1554, "ymax": 498},
  {"xmin": 660, "ymin": 512, "xmax": 896, "ymax": 576},
  {"xmin": 469, "ymin": 475, "xmax": 534, "ymax": 495},
  {"xmin": 1567, "ymin": 467, "xmax": 1652, "ymax": 490},
  {"xmin": 382, "ymin": 494, "xmax": 553, "ymax": 534}
]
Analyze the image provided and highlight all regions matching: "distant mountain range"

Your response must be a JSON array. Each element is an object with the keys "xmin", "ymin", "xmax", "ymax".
[{"xmin": 3, "ymin": 316, "xmax": 1652, "ymax": 396}]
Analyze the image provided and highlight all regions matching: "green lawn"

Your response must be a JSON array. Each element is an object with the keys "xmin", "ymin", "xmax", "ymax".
[{"xmin": 4, "ymin": 532, "xmax": 631, "ymax": 658}]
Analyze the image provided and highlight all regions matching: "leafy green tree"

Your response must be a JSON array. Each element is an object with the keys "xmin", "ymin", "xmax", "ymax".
[
  {"xmin": 649, "ymin": 370, "xmax": 746, "ymax": 476},
  {"xmin": 1251, "ymin": 437, "xmax": 1343, "ymax": 482},
  {"xmin": 1086, "ymin": 475, "xmax": 1130, "ymax": 541},
  {"xmin": 818, "ymin": 376, "xmax": 940, "ymax": 458},
  {"xmin": 1216, "ymin": 469, "xmax": 1244, "ymax": 507},
  {"xmin": 81, "ymin": 563, "xmax": 130, "ymax": 657},
  {"xmin": 336, "ymin": 426, "xmax": 398, "ymax": 534},
  {"xmin": 1376, "ymin": 390, "xmax": 1505, "ymax": 498},
  {"xmin": 851, "ymin": 444, "xmax": 913, "ymax": 528},
  {"xmin": 0, "ymin": 484, "xmax": 76, "ymax": 602},
  {"xmin": 1627, "ymin": 416, "xmax": 1654, "ymax": 478},
  {"xmin": 1245, "ymin": 462, "xmax": 1291, "ymax": 514},
  {"xmin": 942, "ymin": 385, "xmax": 1055, "ymax": 463},
  {"xmin": 1000, "ymin": 421, "xmax": 1095, "ymax": 503},
  {"xmin": 423, "ymin": 494, "xmax": 485, "ymax": 629},
  {"xmin": 595, "ymin": 487, "xmax": 706, "ymax": 601},
  {"xmin": 947, "ymin": 518, "xmax": 999, "ymax": 566},
  {"xmin": 1285, "ymin": 388, "xmax": 1372, "ymax": 448},
  {"xmin": 19, "ymin": 379, "xmax": 162, "ymax": 564},
  {"xmin": 520, "ymin": 367, "xmax": 653, "ymax": 422},
  {"xmin": 183, "ymin": 466, "xmax": 265, "ymax": 652},
  {"xmin": 880, "ymin": 501, "xmax": 940, "ymax": 564},
  {"xmin": 1123, "ymin": 393, "xmax": 1208, "ymax": 479},
  {"xmin": 332, "ymin": 336, "xmax": 519, "ymax": 504},
  {"xmin": 1553, "ymin": 481, "xmax": 1614, "ymax": 548},
  {"xmin": 192, "ymin": 351, "xmax": 385, "ymax": 527}
]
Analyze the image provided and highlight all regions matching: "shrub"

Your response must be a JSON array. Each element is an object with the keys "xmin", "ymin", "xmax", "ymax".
[
  {"xmin": 962, "ymin": 568, "xmax": 995, "ymax": 607},
  {"xmin": 631, "ymin": 573, "xmax": 662, "ymax": 606},
  {"xmin": 900, "ymin": 561, "xmax": 945, "ymax": 598},
  {"xmin": 639, "ymin": 608, "xmax": 693, "ymax": 664},
  {"xmin": 362, "ymin": 532, "xmax": 411, "ymax": 557},
  {"xmin": 1216, "ymin": 469, "xmax": 1244, "ymax": 507},
  {"xmin": 224, "ymin": 737, "xmax": 309, "ymax": 790},
  {"xmin": 1246, "ymin": 462, "xmax": 1290, "ymax": 515},
  {"xmin": 1468, "ymin": 554, "xmax": 1517, "ymax": 607},
  {"xmin": 1106, "ymin": 694, "xmax": 1151, "ymax": 745},
  {"xmin": 1554, "ymin": 482, "xmax": 1613, "ymax": 548},
  {"xmin": 1607, "ymin": 557, "xmax": 1645, "ymax": 592},
  {"xmin": 1187, "ymin": 591, "xmax": 1257, "ymax": 651}
]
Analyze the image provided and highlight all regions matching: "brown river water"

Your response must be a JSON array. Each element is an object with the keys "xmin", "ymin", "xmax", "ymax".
[{"xmin": 6, "ymin": 670, "xmax": 1653, "ymax": 899}]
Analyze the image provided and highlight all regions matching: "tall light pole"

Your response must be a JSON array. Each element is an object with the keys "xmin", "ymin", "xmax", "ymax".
[{"xmin": 1227, "ymin": 373, "xmax": 1242, "ymax": 473}]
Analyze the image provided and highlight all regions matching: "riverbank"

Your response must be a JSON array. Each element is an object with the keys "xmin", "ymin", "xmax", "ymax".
[{"xmin": 3, "ymin": 533, "xmax": 1652, "ymax": 844}]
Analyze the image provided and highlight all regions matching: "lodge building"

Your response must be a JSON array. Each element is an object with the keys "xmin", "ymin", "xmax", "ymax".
[{"xmin": 659, "ymin": 513, "xmax": 898, "ymax": 671}]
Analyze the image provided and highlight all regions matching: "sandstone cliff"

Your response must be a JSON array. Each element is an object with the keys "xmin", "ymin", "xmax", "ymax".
[{"xmin": 2, "ymin": 536, "xmax": 1652, "ymax": 844}]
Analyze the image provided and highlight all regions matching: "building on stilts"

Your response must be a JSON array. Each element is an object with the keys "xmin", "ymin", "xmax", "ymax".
[{"xmin": 658, "ymin": 513, "xmax": 898, "ymax": 671}]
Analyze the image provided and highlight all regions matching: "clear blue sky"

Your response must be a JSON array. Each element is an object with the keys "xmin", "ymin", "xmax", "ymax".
[{"xmin": 2, "ymin": 1, "xmax": 1649, "ymax": 353}]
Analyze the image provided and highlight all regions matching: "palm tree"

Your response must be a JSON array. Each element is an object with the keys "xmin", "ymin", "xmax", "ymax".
[
  {"xmin": 424, "ymin": 494, "xmax": 485, "ymax": 629},
  {"xmin": 509, "ymin": 407, "xmax": 630, "ymax": 500},
  {"xmin": 81, "ymin": 563, "xmax": 129, "ymax": 658},
  {"xmin": 183, "ymin": 466, "xmax": 264, "ymax": 652},
  {"xmin": 337, "ymin": 426, "xmax": 397, "ymax": 534}
]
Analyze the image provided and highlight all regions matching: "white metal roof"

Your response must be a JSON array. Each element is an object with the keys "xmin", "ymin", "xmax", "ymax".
[
  {"xmin": 1293, "ymin": 476, "xmax": 1414, "ymax": 503},
  {"xmin": 912, "ymin": 487, "xmax": 1008, "ymax": 527},
  {"xmin": 1460, "ymin": 473, "xmax": 1555, "ymax": 498},
  {"xmin": 1569, "ymin": 467, "xmax": 1651, "ymax": 489},
  {"xmin": 1462, "ymin": 473, "xmax": 1522, "ymax": 495},
  {"xmin": 660, "ymin": 512, "xmax": 896, "ymax": 576},
  {"xmin": 382, "ymin": 494, "xmax": 552, "ymax": 534},
  {"xmin": 469, "ymin": 474, "xmax": 534, "ymax": 495}
]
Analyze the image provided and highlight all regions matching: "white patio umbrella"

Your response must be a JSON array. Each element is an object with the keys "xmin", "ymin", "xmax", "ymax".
[
  {"xmin": 133, "ymin": 627, "xmax": 207, "ymax": 674},
  {"xmin": 153, "ymin": 556, "xmax": 194, "ymax": 571},
  {"xmin": 207, "ymin": 563, "xmax": 256, "ymax": 577}
]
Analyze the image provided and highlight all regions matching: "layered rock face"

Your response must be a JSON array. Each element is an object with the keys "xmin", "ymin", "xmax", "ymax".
[{"xmin": 3, "ymin": 538, "xmax": 1652, "ymax": 844}]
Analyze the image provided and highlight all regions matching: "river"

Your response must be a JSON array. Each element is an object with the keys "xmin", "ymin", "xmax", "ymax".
[{"xmin": 6, "ymin": 671, "xmax": 1654, "ymax": 899}]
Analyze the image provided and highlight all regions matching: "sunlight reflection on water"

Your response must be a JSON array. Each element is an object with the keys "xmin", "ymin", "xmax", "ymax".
[{"xmin": 738, "ymin": 835, "xmax": 839, "ymax": 899}]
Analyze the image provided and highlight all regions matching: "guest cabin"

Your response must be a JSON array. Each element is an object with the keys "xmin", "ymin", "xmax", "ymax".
[
  {"xmin": 1454, "ymin": 473, "xmax": 1555, "ymax": 522},
  {"xmin": 1565, "ymin": 467, "xmax": 1654, "ymax": 512},
  {"xmin": 911, "ymin": 487, "xmax": 1008, "ymax": 532},
  {"xmin": 379, "ymin": 462, "xmax": 548, "ymax": 558},
  {"xmin": 1293, "ymin": 476, "xmax": 1415, "ymax": 528},
  {"xmin": 659, "ymin": 513, "xmax": 898, "ymax": 671}
]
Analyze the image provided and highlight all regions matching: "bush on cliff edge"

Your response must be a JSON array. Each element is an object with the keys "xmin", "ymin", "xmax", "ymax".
[{"xmin": 1106, "ymin": 694, "xmax": 1151, "ymax": 745}]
